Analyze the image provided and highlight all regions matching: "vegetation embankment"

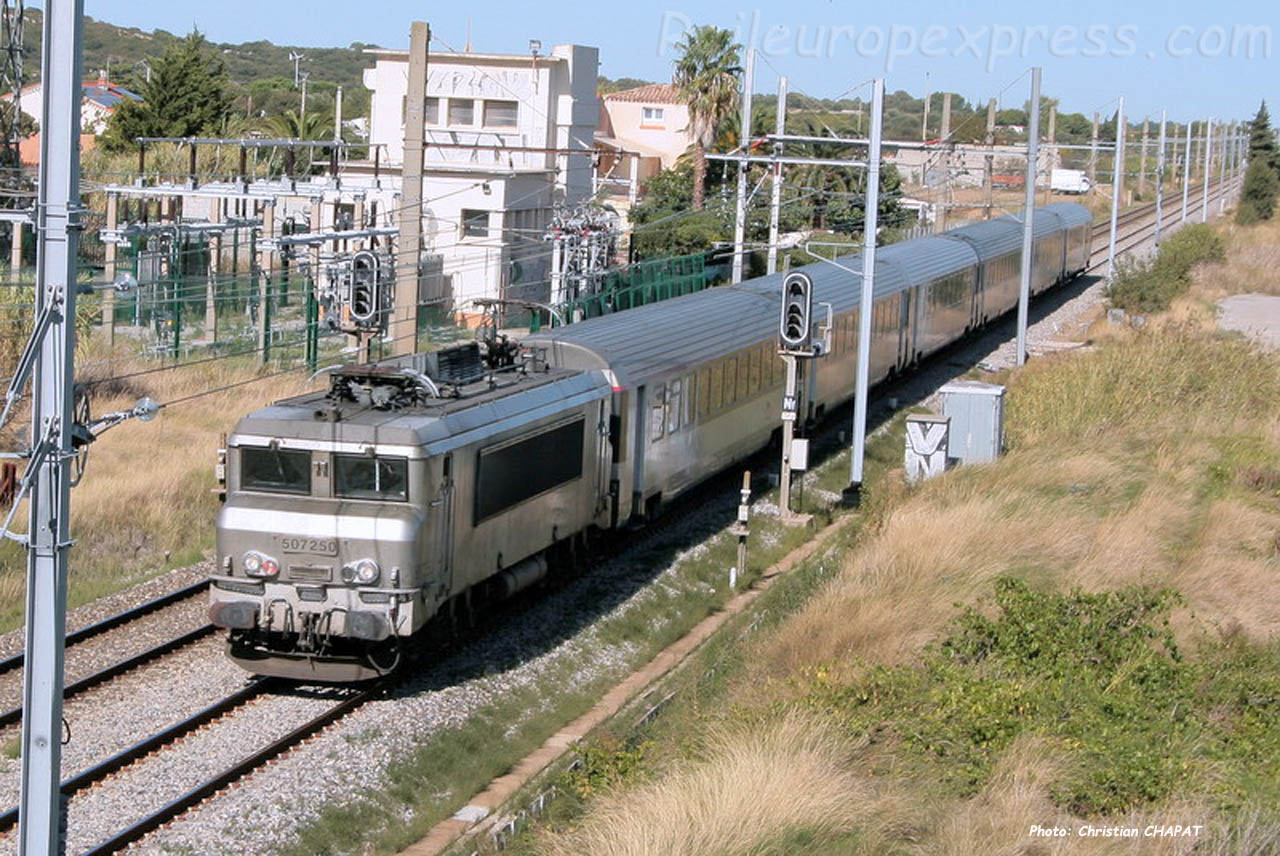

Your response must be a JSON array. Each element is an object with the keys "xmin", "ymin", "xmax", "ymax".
[{"xmin": 499, "ymin": 218, "xmax": 1280, "ymax": 855}]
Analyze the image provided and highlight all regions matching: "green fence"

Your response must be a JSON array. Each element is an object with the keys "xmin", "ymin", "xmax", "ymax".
[{"xmin": 545, "ymin": 252, "xmax": 713, "ymax": 329}]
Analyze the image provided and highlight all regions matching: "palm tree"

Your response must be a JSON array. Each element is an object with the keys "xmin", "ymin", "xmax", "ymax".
[
  {"xmin": 673, "ymin": 26, "xmax": 742, "ymax": 211},
  {"xmin": 260, "ymin": 109, "xmax": 334, "ymax": 142}
]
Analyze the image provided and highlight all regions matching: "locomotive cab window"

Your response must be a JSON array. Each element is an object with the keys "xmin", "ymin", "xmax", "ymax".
[
  {"xmin": 240, "ymin": 446, "xmax": 311, "ymax": 495},
  {"xmin": 333, "ymin": 454, "xmax": 408, "ymax": 501}
]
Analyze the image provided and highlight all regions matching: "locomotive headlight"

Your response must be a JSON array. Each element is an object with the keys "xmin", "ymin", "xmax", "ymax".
[
  {"xmin": 242, "ymin": 550, "xmax": 279, "ymax": 578},
  {"xmin": 342, "ymin": 559, "xmax": 380, "ymax": 585}
]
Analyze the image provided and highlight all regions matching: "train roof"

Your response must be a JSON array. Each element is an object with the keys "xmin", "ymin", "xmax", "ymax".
[
  {"xmin": 1039, "ymin": 202, "xmax": 1093, "ymax": 228},
  {"xmin": 528, "ymin": 205, "xmax": 1069, "ymax": 389},
  {"xmin": 1012, "ymin": 206, "xmax": 1066, "ymax": 238},
  {"xmin": 229, "ymin": 366, "xmax": 610, "ymax": 456},
  {"xmin": 943, "ymin": 217, "xmax": 1024, "ymax": 259},
  {"xmin": 527, "ymin": 252, "xmax": 912, "ymax": 389},
  {"xmin": 876, "ymin": 236, "xmax": 979, "ymax": 285}
]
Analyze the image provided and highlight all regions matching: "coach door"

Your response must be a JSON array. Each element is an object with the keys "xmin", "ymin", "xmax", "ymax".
[
  {"xmin": 432, "ymin": 454, "xmax": 456, "ymax": 594},
  {"xmin": 970, "ymin": 265, "xmax": 984, "ymax": 328},
  {"xmin": 594, "ymin": 400, "xmax": 611, "ymax": 517},
  {"xmin": 897, "ymin": 290, "xmax": 914, "ymax": 368}
]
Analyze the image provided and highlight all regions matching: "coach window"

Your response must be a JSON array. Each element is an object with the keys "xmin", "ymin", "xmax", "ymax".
[
  {"xmin": 241, "ymin": 446, "xmax": 311, "ymax": 495},
  {"xmin": 697, "ymin": 368, "xmax": 710, "ymax": 419},
  {"xmin": 650, "ymin": 383, "xmax": 666, "ymax": 442},
  {"xmin": 736, "ymin": 352, "xmax": 750, "ymax": 401},
  {"xmin": 333, "ymin": 454, "xmax": 409, "ymax": 501},
  {"xmin": 710, "ymin": 362, "xmax": 724, "ymax": 412},
  {"xmin": 667, "ymin": 379, "xmax": 682, "ymax": 434},
  {"xmin": 748, "ymin": 347, "xmax": 762, "ymax": 395}
]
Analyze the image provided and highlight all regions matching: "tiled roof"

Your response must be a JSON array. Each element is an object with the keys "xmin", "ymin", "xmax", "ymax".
[{"xmin": 603, "ymin": 83, "xmax": 683, "ymax": 104}]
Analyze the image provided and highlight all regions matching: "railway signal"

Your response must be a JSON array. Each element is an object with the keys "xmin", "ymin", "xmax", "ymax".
[
  {"xmin": 349, "ymin": 250, "xmax": 380, "ymax": 324},
  {"xmin": 779, "ymin": 272, "xmax": 813, "ymax": 350}
]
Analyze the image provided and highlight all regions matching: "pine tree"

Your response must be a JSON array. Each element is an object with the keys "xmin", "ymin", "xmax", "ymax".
[
  {"xmin": 101, "ymin": 31, "xmax": 232, "ymax": 150},
  {"xmin": 1246, "ymin": 101, "xmax": 1277, "ymax": 170},
  {"xmin": 1237, "ymin": 101, "xmax": 1278, "ymax": 225}
]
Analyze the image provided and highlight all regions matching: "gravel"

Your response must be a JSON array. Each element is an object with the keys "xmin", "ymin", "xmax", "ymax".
[
  {"xmin": 0, "ymin": 561, "xmax": 212, "ymax": 663},
  {"xmin": 0, "ymin": 635, "xmax": 252, "ymax": 812}
]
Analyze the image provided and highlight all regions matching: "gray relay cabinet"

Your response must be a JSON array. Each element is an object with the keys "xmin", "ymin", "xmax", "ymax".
[{"xmin": 938, "ymin": 381, "xmax": 1006, "ymax": 464}]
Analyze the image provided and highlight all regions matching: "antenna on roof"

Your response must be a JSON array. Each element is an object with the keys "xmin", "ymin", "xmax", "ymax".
[{"xmin": 464, "ymin": 20, "xmax": 472, "ymax": 52}]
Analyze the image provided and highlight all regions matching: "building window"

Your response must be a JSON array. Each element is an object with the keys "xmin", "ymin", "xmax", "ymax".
[
  {"xmin": 448, "ymin": 98, "xmax": 475, "ymax": 126},
  {"xmin": 426, "ymin": 97, "xmax": 440, "ymax": 125},
  {"xmin": 483, "ymin": 100, "xmax": 518, "ymax": 128},
  {"xmin": 641, "ymin": 106, "xmax": 665, "ymax": 126},
  {"xmin": 461, "ymin": 209, "xmax": 489, "ymax": 238}
]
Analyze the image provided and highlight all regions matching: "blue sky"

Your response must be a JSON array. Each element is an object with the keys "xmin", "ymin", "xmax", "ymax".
[{"xmin": 78, "ymin": 0, "xmax": 1276, "ymax": 123}]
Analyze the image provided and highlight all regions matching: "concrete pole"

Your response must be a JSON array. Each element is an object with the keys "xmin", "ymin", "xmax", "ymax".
[
  {"xmin": 1089, "ymin": 112, "xmax": 1099, "ymax": 185},
  {"xmin": 1201, "ymin": 117, "xmax": 1213, "ymax": 223},
  {"xmin": 204, "ymin": 197, "xmax": 222, "ymax": 343},
  {"xmin": 549, "ymin": 234, "xmax": 563, "ymax": 305},
  {"xmin": 103, "ymin": 191, "xmax": 118, "ymax": 344},
  {"xmin": 1191, "ymin": 121, "xmax": 1200, "ymax": 180},
  {"xmin": 731, "ymin": 47, "xmax": 755, "ymax": 285},
  {"xmin": 984, "ymin": 98, "xmax": 995, "ymax": 220},
  {"xmin": 1107, "ymin": 96, "xmax": 1125, "ymax": 281},
  {"xmin": 1139, "ymin": 118, "xmax": 1149, "ymax": 197},
  {"xmin": 1218, "ymin": 122, "xmax": 1228, "ymax": 213},
  {"xmin": 334, "ymin": 86, "xmax": 343, "ymax": 143},
  {"xmin": 1181, "ymin": 121, "xmax": 1192, "ymax": 223},
  {"xmin": 1155, "ymin": 110, "xmax": 1167, "ymax": 247},
  {"xmin": 9, "ymin": 220, "xmax": 21, "ymax": 271},
  {"xmin": 767, "ymin": 75, "xmax": 786, "ymax": 276},
  {"xmin": 939, "ymin": 92, "xmax": 951, "ymax": 232},
  {"xmin": 921, "ymin": 90, "xmax": 931, "ymax": 142},
  {"xmin": 1015, "ymin": 67, "xmax": 1041, "ymax": 367},
  {"xmin": 844, "ymin": 77, "xmax": 883, "ymax": 506},
  {"xmin": 394, "ymin": 21, "xmax": 429, "ymax": 354},
  {"xmin": 20, "ymin": 1, "xmax": 84, "ymax": 853},
  {"xmin": 1044, "ymin": 105, "xmax": 1056, "ymax": 205},
  {"xmin": 257, "ymin": 201, "xmax": 275, "ymax": 363},
  {"xmin": 627, "ymin": 154, "xmax": 638, "ymax": 206}
]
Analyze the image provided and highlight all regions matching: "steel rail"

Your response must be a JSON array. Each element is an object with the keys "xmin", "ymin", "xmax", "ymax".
[
  {"xmin": 79, "ymin": 684, "xmax": 377, "ymax": 855},
  {"xmin": 0, "ymin": 623, "xmax": 216, "ymax": 729},
  {"xmin": 0, "ymin": 679, "xmax": 276, "ymax": 833},
  {"xmin": 0, "ymin": 578, "xmax": 210, "ymax": 677}
]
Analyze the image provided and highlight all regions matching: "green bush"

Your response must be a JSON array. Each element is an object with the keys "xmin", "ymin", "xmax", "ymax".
[
  {"xmin": 1108, "ymin": 224, "xmax": 1225, "ymax": 313},
  {"xmin": 806, "ymin": 578, "xmax": 1280, "ymax": 816},
  {"xmin": 1237, "ymin": 159, "xmax": 1279, "ymax": 225}
]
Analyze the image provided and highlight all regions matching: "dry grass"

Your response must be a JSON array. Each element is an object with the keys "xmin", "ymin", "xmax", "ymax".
[
  {"xmin": 1192, "ymin": 217, "xmax": 1280, "ymax": 300},
  {"xmin": 0, "ymin": 333, "xmax": 318, "ymax": 627},
  {"xmin": 542, "ymin": 714, "xmax": 900, "ymax": 856}
]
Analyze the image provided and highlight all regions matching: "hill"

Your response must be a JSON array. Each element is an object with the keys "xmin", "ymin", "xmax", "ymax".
[{"xmin": 15, "ymin": 8, "xmax": 379, "ymax": 119}]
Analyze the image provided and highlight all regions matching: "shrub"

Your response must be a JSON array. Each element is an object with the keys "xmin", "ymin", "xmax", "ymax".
[
  {"xmin": 808, "ymin": 578, "xmax": 1280, "ymax": 816},
  {"xmin": 1109, "ymin": 223, "xmax": 1225, "ymax": 313}
]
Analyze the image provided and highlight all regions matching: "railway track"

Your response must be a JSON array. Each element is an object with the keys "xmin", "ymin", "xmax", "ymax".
[
  {"xmin": 1087, "ymin": 176, "xmax": 1234, "ymax": 269},
  {"xmin": 0, "ymin": 578, "xmax": 209, "ymax": 679},
  {"xmin": 0, "ymin": 580, "xmax": 214, "ymax": 729}
]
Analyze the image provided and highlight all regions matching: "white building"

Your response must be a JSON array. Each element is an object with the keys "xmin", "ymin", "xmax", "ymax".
[
  {"xmin": 9, "ymin": 73, "xmax": 142, "ymax": 135},
  {"xmin": 597, "ymin": 83, "xmax": 691, "ymax": 172},
  {"xmin": 350, "ymin": 43, "xmax": 599, "ymax": 318}
]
